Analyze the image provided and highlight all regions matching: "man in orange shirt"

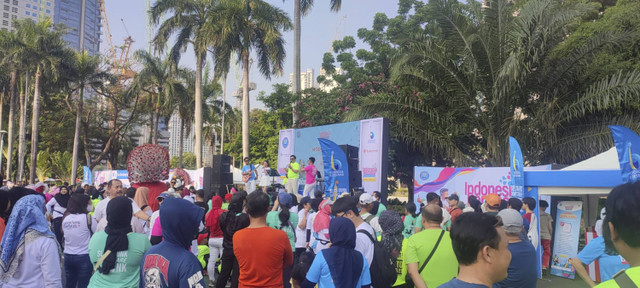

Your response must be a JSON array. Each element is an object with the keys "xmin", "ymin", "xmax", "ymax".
[{"xmin": 233, "ymin": 191, "xmax": 293, "ymax": 288}]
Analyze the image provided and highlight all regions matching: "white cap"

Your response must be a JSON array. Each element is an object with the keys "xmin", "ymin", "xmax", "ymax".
[{"xmin": 359, "ymin": 193, "xmax": 374, "ymax": 205}]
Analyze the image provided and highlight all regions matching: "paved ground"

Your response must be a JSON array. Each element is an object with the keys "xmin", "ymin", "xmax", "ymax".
[{"xmin": 538, "ymin": 274, "xmax": 591, "ymax": 288}]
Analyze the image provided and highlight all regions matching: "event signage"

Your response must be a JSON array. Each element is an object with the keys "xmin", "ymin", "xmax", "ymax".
[
  {"xmin": 318, "ymin": 138, "xmax": 350, "ymax": 198},
  {"xmin": 550, "ymin": 201, "xmax": 583, "ymax": 279},
  {"xmin": 278, "ymin": 129, "xmax": 296, "ymax": 181},
  {"xmin": 360, "ymin": 118, "xmax": 384, "ymax": 194},
  {"xmin": 509, "ymin": 136, "xmax": 525, "ymax": 199},
  {"xmin": 609, "ymin": 125, "xmax": 640, "ymax": 183},
  {"xmin": 83, "ymin": 166, "xmax": 93, "ymax": 186}
]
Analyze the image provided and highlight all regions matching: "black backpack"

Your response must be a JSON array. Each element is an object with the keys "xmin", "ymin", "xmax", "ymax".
[{"xmin": 357, "ymin": 229, "xmax": 397, "ymax": 288}]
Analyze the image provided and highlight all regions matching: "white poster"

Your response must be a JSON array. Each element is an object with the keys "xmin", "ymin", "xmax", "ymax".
[
  {"xmin": 360, "ymin": 118, "xmax": 384, "ymax": 194},
  {"xmin": 277, "ymin": 129, "xmax": 295, "ymax": 182}
]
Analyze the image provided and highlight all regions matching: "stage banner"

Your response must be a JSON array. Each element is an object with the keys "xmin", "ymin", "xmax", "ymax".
[
  {"xmin": 318, "ymin": 138, "xmax": 350, "ymax": 198},
  {"xmin": 509, "ymin": 137, "xmax": 525, "ymax": 199},
  {"xmin": 83, "ymin": 166, "xmax": 93, "ymax": 186},
  {"xmin": 550, "ymin": 201, "xmax": 583, "ymax": 279},
  {"xmin": 609, "ymin": 125, "xmax": 640, "ymax": 183},
  {"xmin": 94, "ymin": 170, "xmax": 130, "ymax": 187},
  {"xmin": 360, "ymin": 118, "xmax": 384, "ymax": 194},
  {"xmin": 278, "ymin": 129, "xmax": 295, "ymax": 182}
]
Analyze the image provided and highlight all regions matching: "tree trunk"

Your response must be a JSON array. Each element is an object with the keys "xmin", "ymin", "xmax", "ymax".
[
  {"xmin": 179, "ymin": 117, "xmax": 184, "ymax": 168},
  {"xmin": 152, "ymin": 100, "xmax": 159, "ymax": 145},
  {"xmin": 292, "ymin": 0, "xmax": 301, "ymax": 127},
  {"xmin": 6, "ymin": 69, "xmax": 17, "ymax": 180},
  {"xmin": 29, "ymin": 66, "xmax": 41, "ymax": 184},
  {"xmin": 242, "ymin": 52, "xmax": 250, "ymax": 160},
  {"xmin": 17, "ymin": 70, "xmax": 28, "ymax": 183},
  {"xmin": 71, "ymin": 86, "xmax": 84, "ymax": 184},
  {"xmin": 220, "ymin": 75, "xmax": 226, "ymax": 155},
  {"xmin": 194, "ymin": 52, "xmax": 204, "ymax": 168}
]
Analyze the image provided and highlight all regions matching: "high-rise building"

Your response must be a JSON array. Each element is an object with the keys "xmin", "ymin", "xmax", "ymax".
[
  {"xmin": 0, "ymin": 0, "xmax": 55, "ymax": 31},
  {"xmin": 0, "ymin": 0, "xmax": 101, "ymax": 55},
  {"xmin": 168, "ymin": 111, "xmax": 215, "ymax": 167},
  {"xmin": 289, "ymin": 69, "xmax": 315, "ymax": 92},
  {"xmin": 318, "ymin": 68, "xmax": 343, "ymax": 92},
  {"xmin": 54, "ymin": 0, "xmax": 101, "ymax": 55}
]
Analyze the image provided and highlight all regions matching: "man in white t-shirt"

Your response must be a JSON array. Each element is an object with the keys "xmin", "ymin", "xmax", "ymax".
[
  {"xmin": 359, "ymin": 193, "xmax": 383, "ymax": 236},
  {"xmin": 331, "ymin": 196, "xmax": 374, "ymax": 265},
  {"xmin": 294, "ymin": 197, "xmax": 312, "ymax": 261},
  {"xmin": 93, "ymin": 179, "xmax": 151, "ymax": 223}
]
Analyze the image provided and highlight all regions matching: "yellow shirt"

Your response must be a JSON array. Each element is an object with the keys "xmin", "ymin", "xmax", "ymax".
[
  {"xmin": 287, "ymin": 162, "xmax": 300, "ymax": 179},
  {"xmin": 595, "ymin": 267, "xmax": 640, "ymax": 287}
]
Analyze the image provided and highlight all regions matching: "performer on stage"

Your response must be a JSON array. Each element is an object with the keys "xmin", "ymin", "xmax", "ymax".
[
  {"xmin": 301, "ymin": 157, "xmax": 317, "ymax": 198},
  {"xmin": 285, "ymin": 155, "xmax": 300, "ymax": 195},
  {"xmin": 259, "ymin": 160, "xmax": 272, "ymax": 193},
  {"xmin": 242, "ymin": 157, "xmax": 257, "ymax": 193}
]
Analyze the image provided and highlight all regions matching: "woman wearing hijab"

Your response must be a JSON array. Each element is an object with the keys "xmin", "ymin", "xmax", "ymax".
[
  {"xmin": 311, "ymin": 199, "xmax": 332, "ymax": 253},
  {"xmin": 379, "ymin": 210, "xmax": 407, "ymax": 287},
  {"xmin": 267, "ymin": 192, "xmax": 299, "ymax": 288},
  {"xmin": 216, "ymin": 193, "xmax": 250, "ymax": 288},
  {"xmin": 88, "ymin": 196, "xmax": 151, "ymax": 287},
  {"xmin": 62, "ymin": 193, "xmax": 97, "ymax": 288},
  {"xmin": 46, "ymin": 185, "xmax": 70, "ymax": 245},
  {"xmin": 303, "ymin": 217, "xmax": 371, "ymax": 288},
  {"xmin": 205, "ymin": 195, "xmax": 225, "ymax": 286},
  {"xmin": 0, "ymin": 190, "xmax": 9, "ymax": 242},
  {"xmin": 0, "ymin": 194, "xmax": 63, "ymax": 287}
]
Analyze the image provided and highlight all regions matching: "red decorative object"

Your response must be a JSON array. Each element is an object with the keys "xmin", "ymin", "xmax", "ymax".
[{"xmin": 127, "ymin": 144, "xmax": 170, "ymax": 183}]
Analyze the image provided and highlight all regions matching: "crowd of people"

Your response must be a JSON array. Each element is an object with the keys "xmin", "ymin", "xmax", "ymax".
[{"xmin": 0, "ymin": 176, "xmax": 637, "ymax": 288}]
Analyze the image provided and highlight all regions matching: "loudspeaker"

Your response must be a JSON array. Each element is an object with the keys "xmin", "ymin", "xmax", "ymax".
[
  {"xmin": 203, "ymin": 166, "xmax": 233, "ymax": 200},
  {"xmin": 340, "ymin": 145, "xmax": 359, "ymax": 161},
  {"xmin": 212, "ymin": 154, "xmax": 231, "ymax": 174},
  {"xmin": 339, "ymin": 145, "xmax": 362, "ymax": 191}
]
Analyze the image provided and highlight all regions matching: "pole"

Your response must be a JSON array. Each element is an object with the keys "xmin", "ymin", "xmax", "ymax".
[{"xmin": 0, "ymin": 131, "xmax": 5, "ymax": 180}]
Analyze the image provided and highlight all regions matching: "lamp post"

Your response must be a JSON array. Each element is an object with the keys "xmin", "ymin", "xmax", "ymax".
[{"xmin": 0, "ymin": 130, "xmax": 6, "ymax": 180}]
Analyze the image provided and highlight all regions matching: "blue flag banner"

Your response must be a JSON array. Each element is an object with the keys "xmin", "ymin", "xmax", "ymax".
[
  {"xmin": 509, "ymin": 136, "xmax": 525, "ymax": 199},
  {"xmin": 83, "ymin": 166, "xmax": 92, "ymax": 185},
  {"xmin": 609, "ymin": 125, "xmax": 640, "ymax": 183},
  {"xmin": 318, "ymin": 138, "xmax": 350, "ymax": 198}
]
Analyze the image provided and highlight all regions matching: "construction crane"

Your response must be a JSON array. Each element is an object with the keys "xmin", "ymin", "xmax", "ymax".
[{"xmin": 99, "ymin": 0, "xmax": 135, "ymax": 80}]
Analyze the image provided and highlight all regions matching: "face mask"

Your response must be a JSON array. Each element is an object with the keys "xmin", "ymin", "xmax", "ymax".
[{"xmin": 87, "ymin": 203, "xmax": 94, "ymax": 212}]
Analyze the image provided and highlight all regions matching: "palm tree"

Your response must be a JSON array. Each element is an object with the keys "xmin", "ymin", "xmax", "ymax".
[
  {"xmin": 349, "ymin": 0, "xmax": 640, "ymax": 166},
  {"xmin": 207, "ymin": 0, "xmax": 292, "ymax": 159},
  {"xmin": 287, "ymin": 0, "xmax": 341, "ymax": 125},
  {"xmin": 150, "ymin": 0, "xmax": 213, "ymax": 169},
  {"xmin": 68, "ymin": 51, "xmax": 112, "ymax": 184},
  {"xmin": 132, "ymin": 50, "xmax": 188, "ymax": 145},
  {"xmin": 0, "ymin": 30, "xmax": 21, "ymax": 180},
  {"xmin": 22, "ymin": 18, "xmax": 67, "ymax": 183}
]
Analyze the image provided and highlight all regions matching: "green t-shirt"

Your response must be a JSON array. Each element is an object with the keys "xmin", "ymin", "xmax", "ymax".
[
  {"xmin": 287, "ymin": 162, "xmax": 300, "ymax": 179},
  {"xmin": 377, "ymin": 235, "xmax": 409, "ymax": 287},
  {"xmin": 403, "ymin": 214, "xmax": 423, "ymax": 239},
  {"xmin": 596, "ymin": 267, "xmax": 640, "ymax": 288},
  {"xmin": 375, "ymin": 203, "xmax": 387, "ymax": 217},
  {"xmin": 88, "ymin": 231, "xmax": 151, "ymax": 288},
  {"xmin": 405, "ymin": 229, "xmax": 458, "ymax": 288},
  {"xmin": 266, "ymin": 210, "xmax": 299, "ymax": 250}
]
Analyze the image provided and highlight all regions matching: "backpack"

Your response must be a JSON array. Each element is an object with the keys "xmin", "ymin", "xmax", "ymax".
[{"xmin": 357, "ymin": 229, "xmax": 397, "ymax": 288}]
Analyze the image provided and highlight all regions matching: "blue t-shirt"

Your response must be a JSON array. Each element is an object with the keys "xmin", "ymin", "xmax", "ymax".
[
  {"xmin": 493, "ymin": 241, "xmax": 537, "ymax": 288},
  {"xmin": 305, "ymin": 251, "xmax": 371, "ymax": 288},
  {"xmin": 577, "ymin": 236, "xmax": 630, "ymax": 282},
  {"xmin": 439, "ymin": 278, "xmax": 490, "ymax": 288},
  {"xmin": 242, "ymin": 164, "xmax": 256, "ymax": 181}
]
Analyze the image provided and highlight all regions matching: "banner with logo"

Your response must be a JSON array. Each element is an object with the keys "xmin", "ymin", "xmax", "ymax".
[
  {"xmin": 509, "ymin": 137, "xmax": 525, "ymax": 199},
  {"xmin": 319, "ymin": 138, "xmax": 350, "ymax": 198},
  {"xmin": 360, "ymin": 118, "xmax": 384, "ymax": 194},
  {"xmin": 278, "ymin": 129, "xmax": 295, "ymax": 181},
  {"xmin": 550, "ymin": 201, "xmax": 583, "ymax": 279},
  {"xmin": 609, "ymin": 125, "xmax": 640, "ymax": 183},
  {"xmin": 83, "ymin": 166, "xmax": 93, "ymax": 186},
  {"xmin": 94, "ymin": 170, "xmax": 131, "ymax": 187}
]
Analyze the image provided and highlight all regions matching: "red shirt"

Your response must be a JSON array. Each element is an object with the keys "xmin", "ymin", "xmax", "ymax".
[
  {"xmin": 233, "ymin": 226, "xmax": 293, "ymax": 288},
  {"xmin": 449, "ymin": 207, "xmax": 462, "ymax": 222},
  {"xmin": 523, "ymin": 212, "xmax": 533, "ymax": 223}
]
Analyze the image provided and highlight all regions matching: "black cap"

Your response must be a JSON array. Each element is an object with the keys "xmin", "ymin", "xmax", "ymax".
[{"xmin": 447, "ymin": 194, "xmax": 459, "ymax": 201}]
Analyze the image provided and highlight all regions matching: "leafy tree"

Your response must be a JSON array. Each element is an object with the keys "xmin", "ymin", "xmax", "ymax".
[
  {"xmin": 171, "ymin": 152, "xmax": 197, "ymax": 169},
  {"xmin": 348, "ymin": 0, "xmax": 640, "ymax": 166},
  {"xmin": 207, "ymin": 0, "xmax": 292, "ymax": 160}
]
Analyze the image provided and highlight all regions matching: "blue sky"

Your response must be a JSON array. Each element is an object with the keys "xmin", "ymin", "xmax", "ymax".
[{"xmin": 104, "ymin": 0, "xmax": 399, "ymax": 109}]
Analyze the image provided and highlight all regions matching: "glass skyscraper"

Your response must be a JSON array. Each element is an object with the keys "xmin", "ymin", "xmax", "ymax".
[{"xmin": 54, "ymin": 0, "xmax": 100, "ymax": 55}]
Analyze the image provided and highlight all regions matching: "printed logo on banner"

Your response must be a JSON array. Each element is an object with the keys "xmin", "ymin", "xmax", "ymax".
[
  {"xmin": 369, "ymin": 132, "xmax": 374, "ymax": 139},
  {"xmin": 330, "ymin": 152, "xmax": 343, "ymax": 171},
  {"xmin": 419, "ymin": 171, "xmax": 429, "ymax": 180},
  {"xmin": 282, "ymin": 137, "xmax": 289, "ymax": 148}
]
